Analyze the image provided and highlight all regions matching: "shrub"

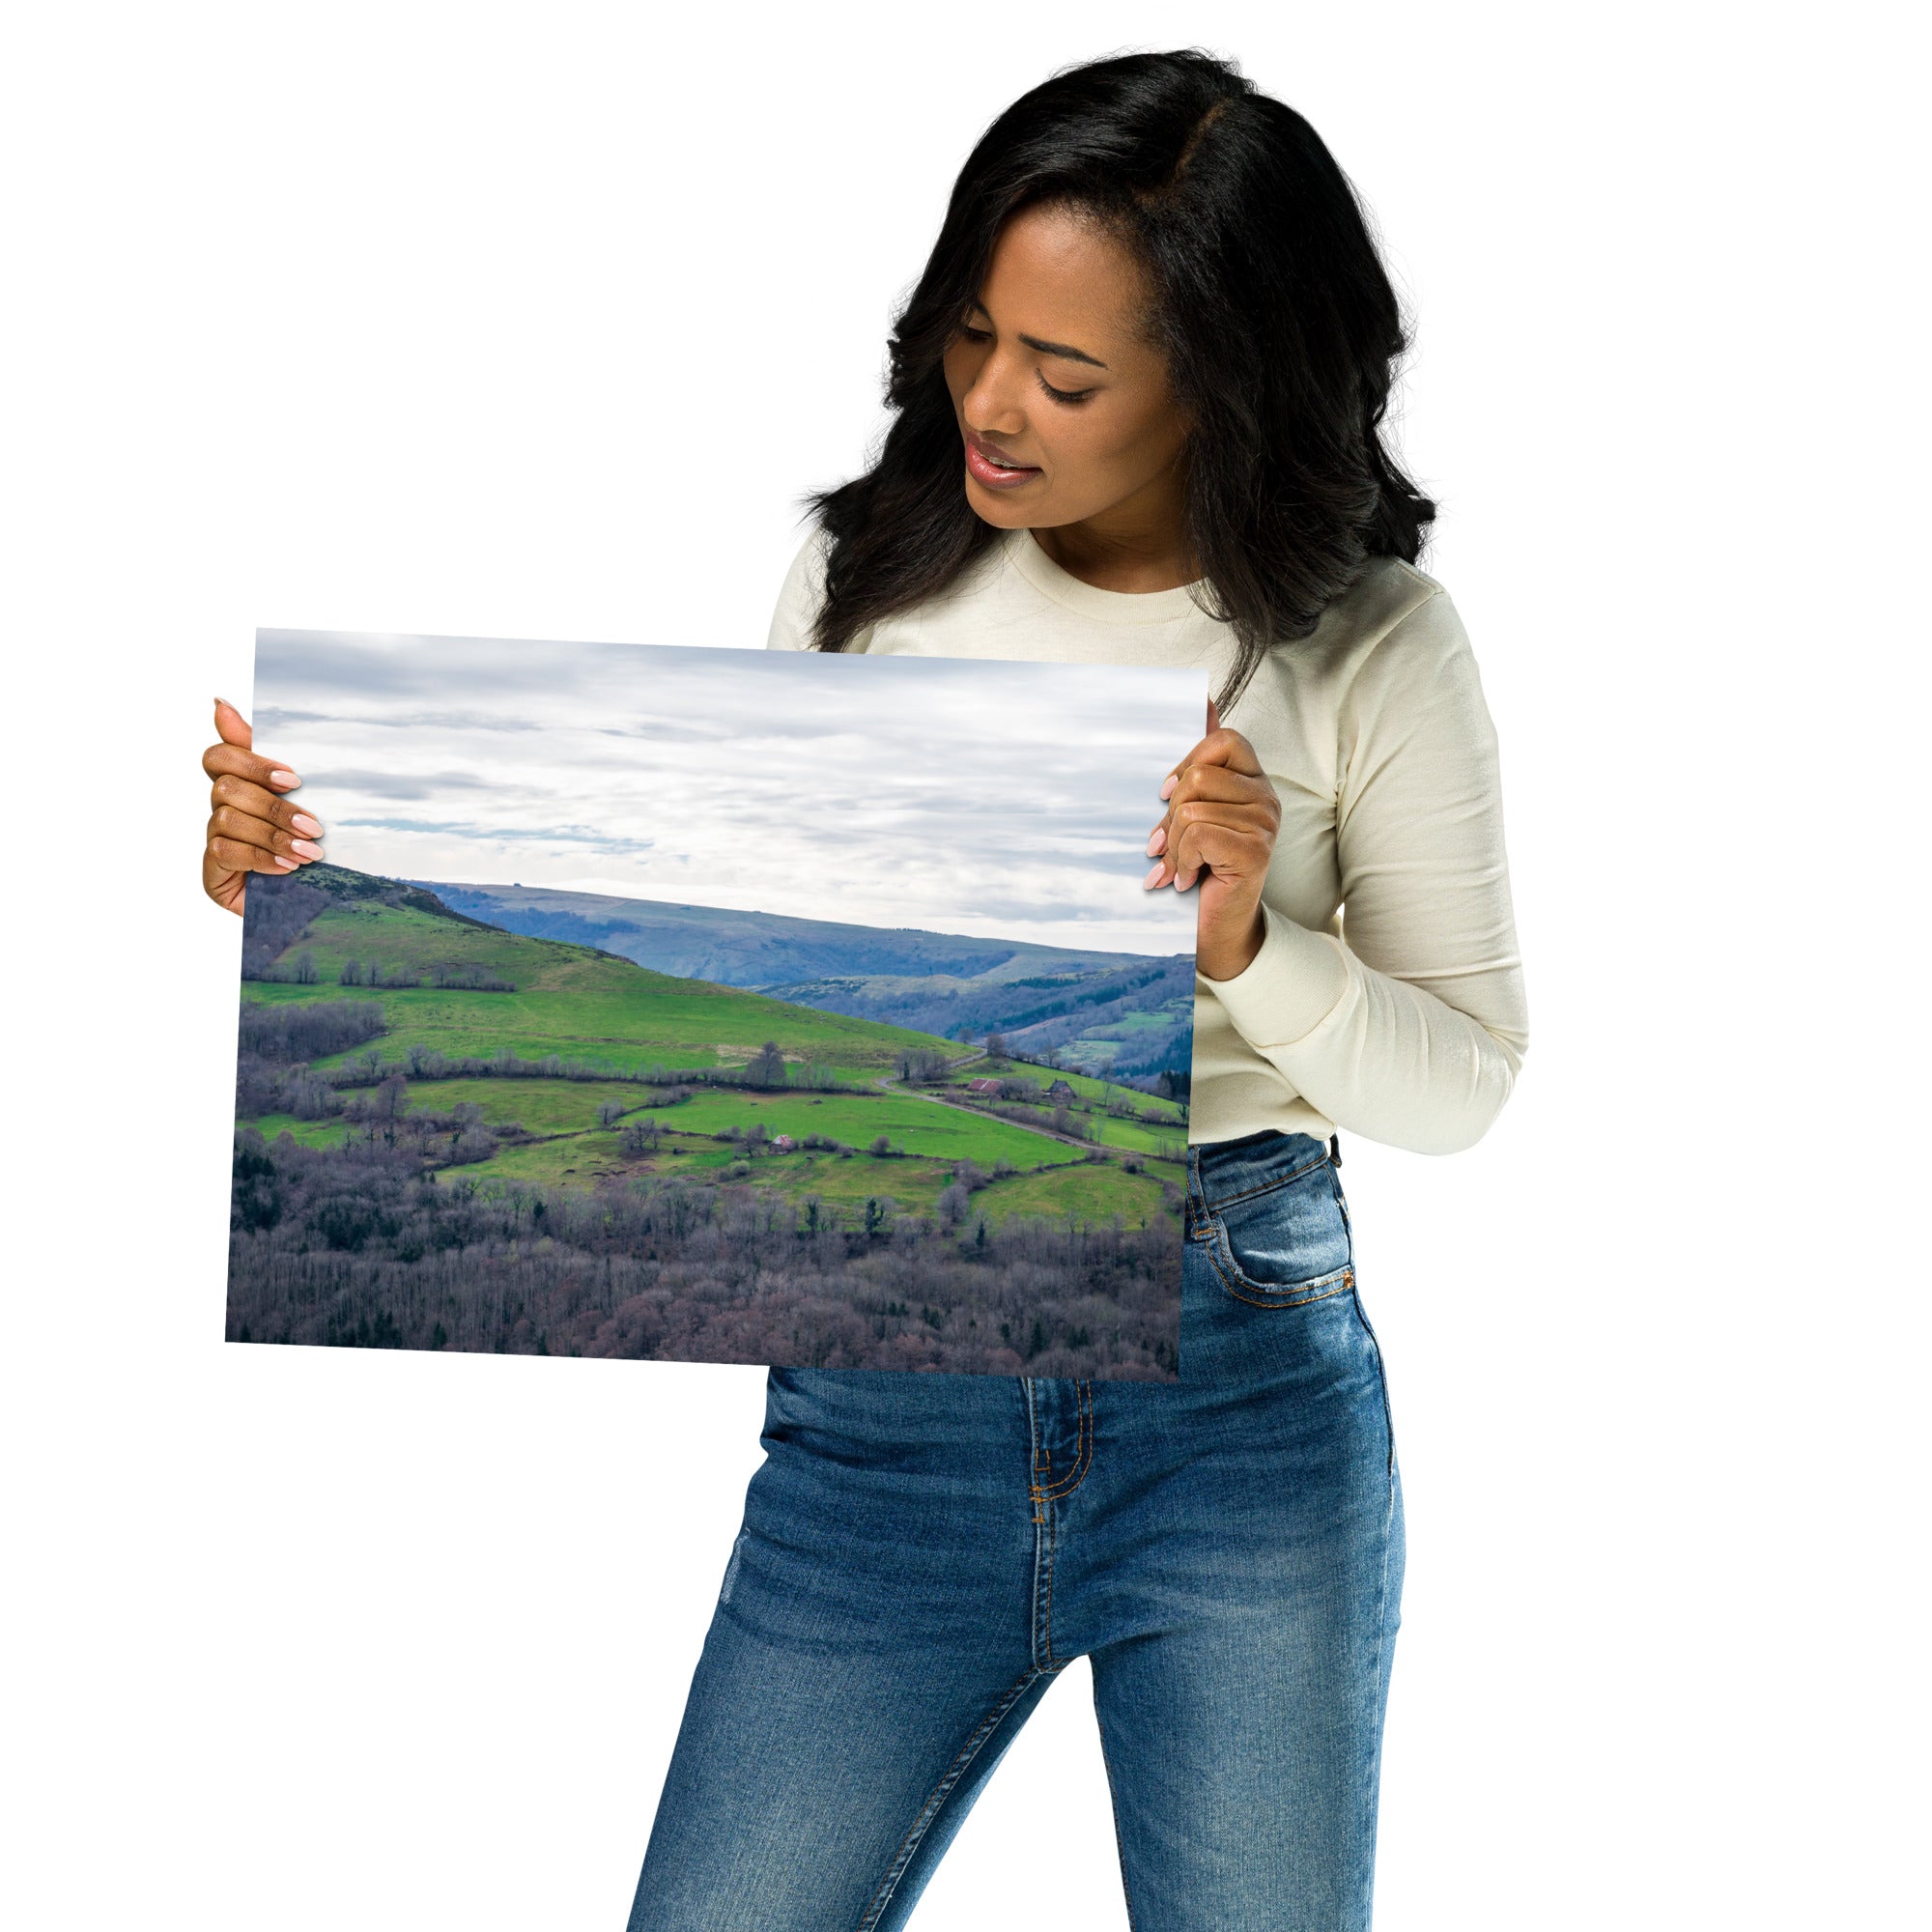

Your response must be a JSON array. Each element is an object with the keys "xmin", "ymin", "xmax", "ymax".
[{"xmin": 239, "ymin": 1000, "xmax": 385, "ymax": 1063}]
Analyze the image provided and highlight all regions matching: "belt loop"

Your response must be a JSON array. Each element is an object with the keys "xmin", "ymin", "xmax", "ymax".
[{"xmin": 1327, "ymin": 1132, "xmax": 1342, "ymax": 1168}]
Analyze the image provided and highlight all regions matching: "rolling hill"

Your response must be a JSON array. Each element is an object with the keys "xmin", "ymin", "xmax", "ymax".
[
  {"xmin": 410, "ymin": 878, "xmax": 1195, "ymax": 1082},
  {"xmin": 236, "ymin": 863, "xmax": 1186, "ymax": 1206},
  {"xmin": 227, "ymin": 864, "xmax": 1190, "ymax": 1376}
]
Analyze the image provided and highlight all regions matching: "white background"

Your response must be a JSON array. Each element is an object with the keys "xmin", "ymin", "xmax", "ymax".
[{"xmin": 3, "ymin": 4, "xmax": 1923, "ymax": 1927}]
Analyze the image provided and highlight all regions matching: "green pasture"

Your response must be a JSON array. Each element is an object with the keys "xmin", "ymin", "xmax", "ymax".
[
  {"xmin": 453, "ymin": 1130, "xmax": 955, "ymax": 1214},
  {"xmin": 330, "ymin": 1075, "xmax": 1068, "ymax": 1165},
  {"xmin": 243, "ymin": 903, "xmax": 958, "ymax": 1078},
  {"xmin": 615, "ymin": 1089, "xmax": 1059, "ymax": 1165},
  {"xmin": 236, "ymin": 895, "xmax": 1188, "ymax": 1236},
  {"xmin": 470, "ymin": 1128, "xmax": 634, "ymax": 1187},
  {"xmin": 966, "ymin": 1160, "xmax": 1178, "ymax": 1228},
  {"xmin": 753, "ymin": 1153, "xmax": 952, "ymax": 1219},
  {"xmin": 243, "ymin": 1113, "xmax": 355, "ymax": 1150},
  {"xmin": 728, "ymin": 1153, "xmax": 1177, "ymax": 1231},
  {"xmin": 467, "ymin": 1136, "xmax": 1167, "ymax": 1234},
  {"xmin": 943, "ymin": 1062, "xmax": 1186, "ymax": 1122},
  {"xmin": 1086, "ymin": 1113, "xmax": 1190, "ymax": 1158},
  {"xmin": 385, "ymin": 1077, "xmax": 654, "ymax": 1135},
  {"xmin": 911, "ymin": 1090, "xmax": 1181, "ymax": 1160}
]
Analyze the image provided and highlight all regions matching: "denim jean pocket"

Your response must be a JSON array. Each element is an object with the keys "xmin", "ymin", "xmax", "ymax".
[{"xmin": 1200, "ymin": 1154, "xmax": 1355, "ymax": 1308}]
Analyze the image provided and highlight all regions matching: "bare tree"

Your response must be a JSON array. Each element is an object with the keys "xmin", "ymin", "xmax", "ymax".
[{"xmin": 745, "ymin": 1041, "xmax": 787, "ymax": 1089}]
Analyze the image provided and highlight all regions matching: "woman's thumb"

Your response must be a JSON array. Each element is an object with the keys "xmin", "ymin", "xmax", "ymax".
[{"xmin": 213, "ymin": 696, "xmax": 252, "ymax": 751}]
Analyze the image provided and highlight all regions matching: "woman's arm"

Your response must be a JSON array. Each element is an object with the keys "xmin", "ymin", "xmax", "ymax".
[
  {"xmin": 1204, "ymin": 587, "xmax": 1530, "ymax": 1155},
  {"xmin": 767, "ymin": 523, "xmax": 1528, "ymax": 1152}
]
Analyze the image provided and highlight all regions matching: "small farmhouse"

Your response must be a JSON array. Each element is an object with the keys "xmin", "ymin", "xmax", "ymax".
[
  {"xmin": 1046, "ymin": 1078, "xmax": 1077, "ymax": 1100},
  {"xmin": 966, "ymin": 1077, "xmax": 1003, "ymax": 1094},
  {"xmin": 770, "ymin": 1134, "xmax": 797, "ymax": 1151}
]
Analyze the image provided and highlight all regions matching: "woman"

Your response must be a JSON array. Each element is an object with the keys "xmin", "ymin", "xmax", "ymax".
[{"xmin": 201, "ymin": 48, "xmax": 1527, "ymax": 1932}]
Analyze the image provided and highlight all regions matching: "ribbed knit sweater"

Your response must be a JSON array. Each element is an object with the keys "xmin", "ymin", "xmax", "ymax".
[{"xmin": 766, "ymin": 523, "xmax": 1528, "ymax": 1155}]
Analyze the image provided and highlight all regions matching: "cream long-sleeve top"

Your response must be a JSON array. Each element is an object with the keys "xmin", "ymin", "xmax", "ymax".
[{"xmin": 766, "ymin": 521, "xmax": 1529, "ymax": 1155}]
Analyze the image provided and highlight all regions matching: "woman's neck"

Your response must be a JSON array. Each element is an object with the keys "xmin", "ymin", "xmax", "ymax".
[{"xmin": 1027, "ymin": 518, "xmax": 1201, "ymax": 593}]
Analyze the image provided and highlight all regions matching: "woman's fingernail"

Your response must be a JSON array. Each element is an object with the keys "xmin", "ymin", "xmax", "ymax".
[
  {"xmin": 1145, "ymin": 826, "xmax": 1167, "ymax": 858},
  {"xmin": 269, "ymin": 770, "xmax": 298, "ymax": 787},
  {"xmin": 291, "ymin": 813, "xmax": 323, "ymax": 837},
  {"xmin": 290, "ymin": 838, "xmax": 325, "ymax": 860},
  {"xmin": 1159, "ymin": 774, "xmax": 1178, "ymax": 800},
  {"xmin": 1142, "ymin": 862, "xmax": 1166, "ymax": 889},
  {"xmin": 272, "ymin": 855, "xmax": 298, "ymax": 869}
]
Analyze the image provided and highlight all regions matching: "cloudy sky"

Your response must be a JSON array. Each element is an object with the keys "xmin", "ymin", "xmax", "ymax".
[{"xmin": 253, "ymin": 631, "xmax": 1206, "ymax": 957}]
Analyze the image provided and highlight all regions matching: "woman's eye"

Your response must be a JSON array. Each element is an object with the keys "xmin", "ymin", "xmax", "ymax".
[
  {"xmin": 1037, "ymin": 373, "xmax": 1094, "ymax": 406},
  {"xmin": 954, "ymin": 322, "xmax": 1091, "ymax": 404}
]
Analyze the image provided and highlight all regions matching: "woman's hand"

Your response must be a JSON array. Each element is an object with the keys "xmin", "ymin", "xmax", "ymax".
[
  {"xmin": 201, "ymin": 698, "xmax": 325, "ymax": 915},
  {"xmin": 1143, "ymin": 697, "xmax": 1280, "ymax": 981}
]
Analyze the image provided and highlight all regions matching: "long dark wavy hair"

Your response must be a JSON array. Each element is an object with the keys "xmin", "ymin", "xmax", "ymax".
[{"xmin": 801, "ymin": 47, "xmax": 1435, "ymax": 711}]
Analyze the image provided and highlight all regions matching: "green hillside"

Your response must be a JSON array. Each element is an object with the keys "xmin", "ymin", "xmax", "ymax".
[
  {"xmin": 234, "ymin": 871, "xmax": 1187, "ymax": 1235},
  {"xmin": 416, "ymin": 878, "xmax": 1196, "ymax": 1084},
  {"xmin": 244, "ymin": 898, "xmax": 958, "ymax": 1079}
]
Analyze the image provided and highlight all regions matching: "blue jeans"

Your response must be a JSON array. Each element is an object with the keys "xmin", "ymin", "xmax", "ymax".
[{"xmin": 625, "ymin": 1130, "xmax": 1405, "ymax": 1930}]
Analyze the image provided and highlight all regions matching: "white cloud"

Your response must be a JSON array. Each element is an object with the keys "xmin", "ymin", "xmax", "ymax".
[{"xmin": 254, "ymin": 629, "xmax": 1203, "ymax": 957}]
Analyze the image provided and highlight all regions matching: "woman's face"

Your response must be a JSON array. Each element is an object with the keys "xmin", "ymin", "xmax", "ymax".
[{"xmin": 941, "ymin": 201, "xmax": 1190, "ymax": 538}]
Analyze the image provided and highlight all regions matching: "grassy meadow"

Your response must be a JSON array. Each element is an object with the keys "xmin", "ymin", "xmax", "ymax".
[{"xmin": 228, "ymin": 868, "xmax": 1191, "ymax": 1377}]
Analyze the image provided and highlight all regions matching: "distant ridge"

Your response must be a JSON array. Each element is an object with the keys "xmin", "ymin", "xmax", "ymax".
[{"xmin": 408, "ymin": 881, "xmax": 1171, "ymax": 988}]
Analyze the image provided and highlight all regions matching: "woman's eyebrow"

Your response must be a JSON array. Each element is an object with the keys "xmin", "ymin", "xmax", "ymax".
[
  {"xmin": 967, "ymin": 301, "xmax": 1109, "ymax": 369},
  {"xmin": 1018, "ymin": 332, "xmax": 1108, "ymax": 369}
]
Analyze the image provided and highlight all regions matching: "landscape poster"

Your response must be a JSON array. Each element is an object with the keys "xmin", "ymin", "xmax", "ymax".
[{"xmin": 226, "ymin": 629, "xmax": 1203, "ymax": 1378}]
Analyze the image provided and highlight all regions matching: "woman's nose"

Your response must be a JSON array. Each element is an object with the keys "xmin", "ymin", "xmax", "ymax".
[{"xmin": 961, "ymin": 359, "xmax": 1028, "ymax": 436}]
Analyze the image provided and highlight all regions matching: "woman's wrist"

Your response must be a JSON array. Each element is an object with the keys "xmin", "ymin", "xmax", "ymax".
[{"xmin": 1197, "ymin": 906, "xmax": 1267, "ymax": 982}]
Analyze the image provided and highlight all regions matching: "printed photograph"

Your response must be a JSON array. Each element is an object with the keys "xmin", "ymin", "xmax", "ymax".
[{"xmin": 226, "ymin": 630, "xmax": 1203, "ymax": 1378}]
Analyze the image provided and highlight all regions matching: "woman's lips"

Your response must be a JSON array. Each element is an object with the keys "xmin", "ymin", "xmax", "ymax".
[{"xmin": 964, "ymin": 433, "xmax": 1042, "ymax": 489}]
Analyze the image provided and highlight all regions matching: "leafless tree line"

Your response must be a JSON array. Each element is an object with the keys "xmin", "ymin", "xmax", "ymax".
[{"xmin": 226, "ymin": 1131, "xmax": 1182, "ymax": 1378}]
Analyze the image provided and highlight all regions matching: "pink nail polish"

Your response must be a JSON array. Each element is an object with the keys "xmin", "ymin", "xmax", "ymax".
[
  {"xmin": 1145, "ymin": 827, "xmax": 1167, "ymax": 857},
  {"xmin": 1159, "ymin": 775, "xmax": 1178, "ymax": 800},
  {"xmin": 272, "ymin": 855, "xmax": 298, "ymax": 869},
  {"xmin": 291, "ymin": 812, "xmax": 323, "ymax": 837},
  {"xmin": 290, "ymin": 838, "xmax": 324, "ymax": 860},
  {"xmin": 269, "ymin": 770, "xmax": 298, "ymax": 787},
  {"xmin": 1142, "ymin": 863, "xmax": 1165, "ymax": 889}
]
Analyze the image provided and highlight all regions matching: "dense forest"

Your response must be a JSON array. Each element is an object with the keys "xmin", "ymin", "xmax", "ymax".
[{"xmin": 228, "ymin": 1130, "xmax": 1181, "ymax": 1378}]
